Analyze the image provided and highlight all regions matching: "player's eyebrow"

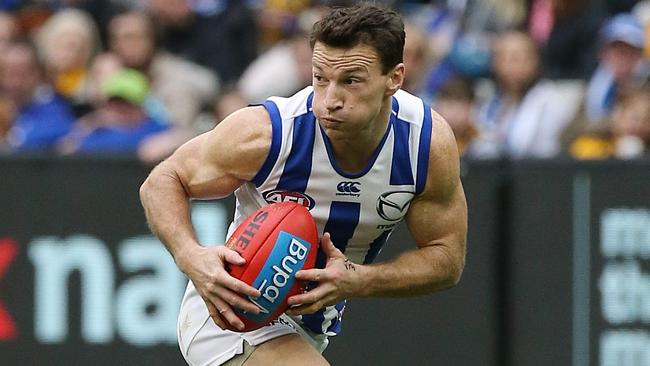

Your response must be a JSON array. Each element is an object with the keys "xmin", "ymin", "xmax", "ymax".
[
  {"xmin": 340, "ymin": 66, "xmax": 368, "ymax": 74},
  {"xmin": 312, "ymin": 63, "xmax": 368, "ymax": 74}
]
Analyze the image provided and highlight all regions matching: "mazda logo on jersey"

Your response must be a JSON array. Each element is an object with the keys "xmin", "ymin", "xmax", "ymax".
[
  {"xmin": 263, "ymin": 190, "xmax": 315, "ymax": 210},
  {"xmin": 376, "ymin": 191, "xmax": 415, "ymax": 221},
  {"xmin": 336, "ymin": 182, "xmax": 361, "ymax": 197}
]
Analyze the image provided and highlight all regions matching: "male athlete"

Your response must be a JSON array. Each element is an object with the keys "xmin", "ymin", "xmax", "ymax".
[{"xmin": 140, "ymin": 4, "xmax": 467, "ymax": 365}]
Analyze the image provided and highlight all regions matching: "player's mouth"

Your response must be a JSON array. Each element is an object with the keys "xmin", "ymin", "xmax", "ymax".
[{"xmin": 319, "ymin": 117, "xmax": 343, "ymax": 128}]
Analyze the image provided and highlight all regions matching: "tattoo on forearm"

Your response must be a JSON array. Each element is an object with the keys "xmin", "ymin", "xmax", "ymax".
[{"xmin": 344, "ymin": 259, "xmax": 356, "ymax": 271}]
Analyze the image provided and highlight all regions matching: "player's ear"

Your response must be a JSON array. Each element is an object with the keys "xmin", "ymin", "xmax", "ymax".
[{"xmin": 385, "ymin": 63, "xmax": 405, "ymax": 96}]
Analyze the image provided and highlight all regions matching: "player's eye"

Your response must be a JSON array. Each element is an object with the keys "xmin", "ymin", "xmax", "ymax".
[{"xmin": 344, "ymin": 78, "xmax": 360, "ymax": 85}]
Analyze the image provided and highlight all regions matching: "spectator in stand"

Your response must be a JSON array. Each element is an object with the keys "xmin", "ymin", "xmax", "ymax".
[
  {"xmin": 584, "ymin": 13, "xmax": 647, "ymax": 125},
  {"xmin": 473, "ymin": 31, "xmax": 576, "ymax": 159},
  {"xmin": 539, "ymin": 0, "xmax": 641, "ymax": 80},
  {"xmin": 237, "ymin": 28, "xmax": 312, "ymax": 103},
  {"xmin": 410, "ymin": 0, "xmax": 528, "ymax": 101},
  {"xmin": 35, "ymin": 8, "xmax": 100, "ymax": 117},
  {"xmin": 108, "ymin": 9, "xmax": 218, "ymax": 129},
  {"xmin": 46, "ymin": 0, "xmax": 128, "ymax": 47},
  {"xmin": 570, "ymin": 83, "xmax": 650, "ymax": 159},
  {"xmin": 237, "ymin": 3, "xmax": 353, "ymax": 103},
  {"xmin": 434, "ymin": 77, "xmax": 478, "ymax": 156},
  {"xmin": 145, "ymin": 0, "xmax": 258, "ymax": 84},
  {"xmin": 2, "ymin": 41, "xmax": 75, "ymax": 151},
  {"xmin": 57, "ymin": 68, "xmax": 168, "ymax": 155},
  {"xmin": 540, "ymin": 0, "xmax": 605, "ymax": 80},
  {"xmin": 108, "ymin": 9, "xmax": 220, "ymax": 162},
  {"xmin": 86, "ymin": 52, "xmax": 123, "ymax": 106}
]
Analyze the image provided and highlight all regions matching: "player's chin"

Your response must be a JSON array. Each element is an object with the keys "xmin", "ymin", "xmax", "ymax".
[{"xmin": 320, "ymin": 126, "xmax": 348, "ymax": 140}]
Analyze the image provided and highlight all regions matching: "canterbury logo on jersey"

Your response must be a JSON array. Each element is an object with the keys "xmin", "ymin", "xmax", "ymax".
[{"xmin": 336, "ymin": 182, "xmax": 361, "ymax": 197}]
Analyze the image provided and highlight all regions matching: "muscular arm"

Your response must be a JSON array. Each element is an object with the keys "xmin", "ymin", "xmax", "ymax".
[
  {"xmin": 139, "ymin": 106, "xmax": 272, "ymax": 328},
  {"xmin": 359, "ymin": 110, "xmax": 467, "ymax": 296},
  {"xmin": 140, "ymin": 106, "xmax": 270, "ymax": 267},
  {"xmin": 288, "ymin": 110, "xmax": 467, "ymax": 312}
]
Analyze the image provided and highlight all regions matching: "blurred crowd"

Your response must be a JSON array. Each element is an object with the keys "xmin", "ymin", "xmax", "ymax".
[
  {"xmin": 0, "ymin": 0, "xmax": 648, "ymax": 162},
  {"xmin": 402, "ymin": 0, "xmax": 650, "ymax": 160}
]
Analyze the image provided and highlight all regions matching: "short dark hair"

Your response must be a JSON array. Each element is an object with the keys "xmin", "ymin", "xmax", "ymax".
[{"xmin": 310, "ymin": 3, "xmax": 405, "ymax": 74}]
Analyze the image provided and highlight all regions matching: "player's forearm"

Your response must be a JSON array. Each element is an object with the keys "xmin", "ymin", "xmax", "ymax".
[
  {"xmin": 356, "ymin": 244, "xmax": 464, "ymax": 297},
  {"xmin": 140, "ymin": 163, "xmax": 201, "ymax": 274}
]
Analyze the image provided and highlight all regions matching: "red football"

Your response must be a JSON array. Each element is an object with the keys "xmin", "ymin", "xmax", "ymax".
[{"xmin": 225, "ymin": 201, "xmax": 318, "ymax": 332}]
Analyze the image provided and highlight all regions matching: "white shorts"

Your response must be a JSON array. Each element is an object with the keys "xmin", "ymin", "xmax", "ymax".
[{"xmin": 177, "ymin": 282, "xmax": 329, "ymax": 366}]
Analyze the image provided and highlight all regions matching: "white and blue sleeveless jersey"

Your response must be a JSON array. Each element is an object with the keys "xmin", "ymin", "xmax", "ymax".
[{"xmin": 229, "ymin": 86, "xmax": 433, "ymax": 336}]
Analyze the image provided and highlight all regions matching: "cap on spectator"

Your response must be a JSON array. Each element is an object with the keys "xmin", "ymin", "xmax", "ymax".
[
  {"xmin": 600, "ymin": 13, "xmax": 645, "ymax": 49},
  {"xmin": 102, "ymin": 69, "xmax": 149, "ymax": 106}
]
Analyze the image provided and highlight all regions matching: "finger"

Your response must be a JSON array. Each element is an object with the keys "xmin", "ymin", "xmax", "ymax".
[
  {"xmin": 222, "ymin": 247, "xmax": 246, "ymax": 265},
  {"xmin": 218, "ymin": 287, "xmax": 261, "ymax": 314},
  {"xmin": 294, "ymin": 268, "xmax": 326, "ymax": 282},
  {"xmin": 286, "ymin": 301, "xmax": 325, "ymax": 316},
  {"xmin": 287, "ymin": 295, "xmax": 339, "ymax": 316},
  {"xmin": 212, "ymin": 298, "xmax": 245, "ymax": 331},
  {"xmin": 287, "ymin": 284, "xmax": 328, "ymax": 306},
  {"xmin": 202, "ymin": 298, "xmax": 228, "ymax": 330},
  {"xmin": 321, "ymin": 232, "xmax": 344, "ymax": 258},
  {"xmin": 222, "ymin": 275, "xmax": 262, "ymax": 298}
]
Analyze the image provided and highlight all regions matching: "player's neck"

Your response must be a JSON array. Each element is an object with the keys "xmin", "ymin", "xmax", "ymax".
[{"xmin": 327, "ymin": 101, "xmax": 392, "ymax": 174}]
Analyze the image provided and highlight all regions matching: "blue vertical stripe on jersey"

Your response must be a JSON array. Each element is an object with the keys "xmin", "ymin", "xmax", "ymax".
[
  {"xmin": 415, "ymin": 104, "xmax": 433, "ymax": 194},
  {"xmin": 363, "ymin": 230, "xmax": 392, "ymax": 264},
  {"xmin": 314, "ymin": 201, "xmax": 360, "ymax": 268},
  {"xmin": 302, "ymin": 201, "xmax": 361, "ymax": 334},
  {"xmin": 302, "ymin": 202, "xmax": 358, "ymax": 335},
  {"xmin": 390, "ymin": 117, "xmax": 414, "ymax": 186},
  {"xmin": 275, "ymin": 112, "xmax": 316, "ymax": 192},
  {"xmin": 322, "ymin": 201, "xmax": 360, "ymax": 256},
  {"xmin": 252, "ymin": 101, "xmax": 283, "ymax": 187}
]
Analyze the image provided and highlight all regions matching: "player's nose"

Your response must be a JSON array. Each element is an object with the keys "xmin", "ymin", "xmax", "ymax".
[{"xmin": 324, "ymin": 84, "xmax": 343, "ymax": 111}]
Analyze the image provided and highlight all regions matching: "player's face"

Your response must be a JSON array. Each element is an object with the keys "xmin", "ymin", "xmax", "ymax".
[{"xmin": 311, "ymin": 42, "xmax": 400, "ymax": 139}]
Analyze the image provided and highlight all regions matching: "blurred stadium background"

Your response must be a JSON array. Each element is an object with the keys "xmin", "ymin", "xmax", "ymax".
[{"xmin": 0, "ymin": 0, "xmax": 649, "ymax": 365}]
